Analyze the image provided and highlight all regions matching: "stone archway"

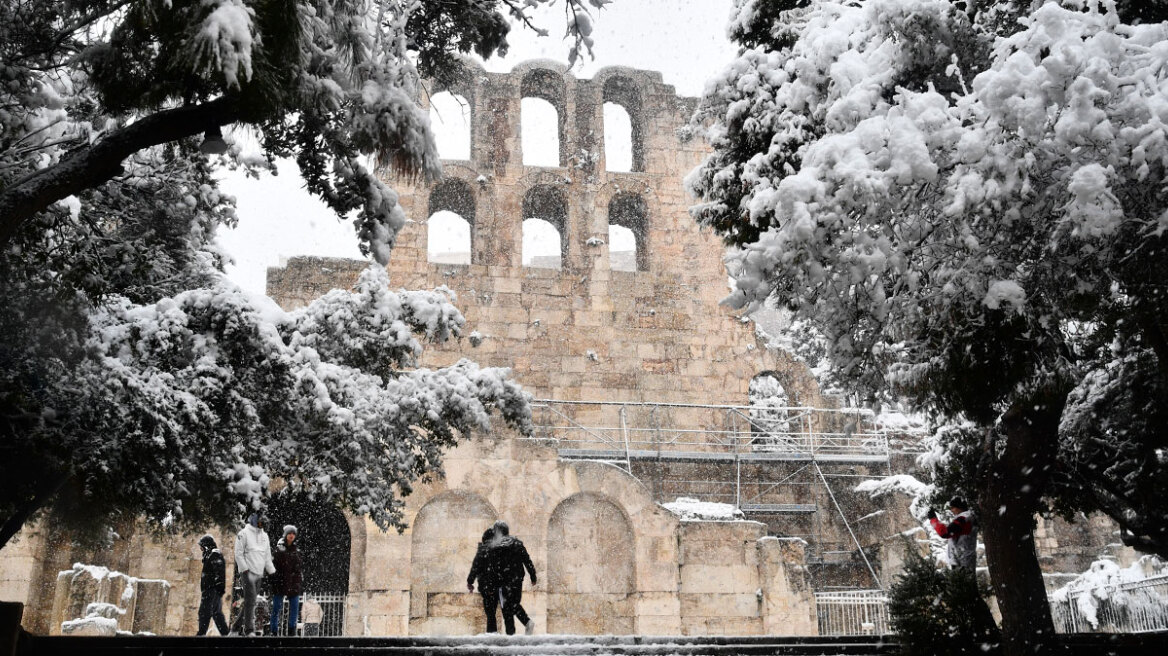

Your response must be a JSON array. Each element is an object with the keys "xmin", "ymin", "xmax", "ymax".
[
  {"xmin": 409, "ymin": 490, "xmax": 498, "ymax": 635},
  {"xmin": 547, "ymin": 492, "xmax": 635, "ymax": 634},
  {"xmin": 265, "ymin": 494, "xmax": 351, "ymax": 635}
]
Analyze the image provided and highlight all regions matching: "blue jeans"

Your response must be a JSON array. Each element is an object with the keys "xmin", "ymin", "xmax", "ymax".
[{"xmin": 270, "ymin": 595, "xmax": 300, "ymax": 636}]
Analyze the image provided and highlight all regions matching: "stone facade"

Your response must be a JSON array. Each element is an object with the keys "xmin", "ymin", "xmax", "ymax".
[
  {"xmin": 0, "ymin": 62, "xmax": 1140, "ymax": 638},
  {"xmin": 267, "ymin": 59, "xmax": 824, "ymax": 409}
]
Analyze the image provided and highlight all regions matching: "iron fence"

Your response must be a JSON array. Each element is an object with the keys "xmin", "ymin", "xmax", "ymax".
[
  {"xmin": 269, "ymin": 592, "xmax": 347, "ymax": 636},
  {"xmin": 1051, "ymin": 574, "xmax": 1168, "ymax": 634},
  {"xmin": 815, "ymin": 590, "xmax": 890, "ymax": 635}
]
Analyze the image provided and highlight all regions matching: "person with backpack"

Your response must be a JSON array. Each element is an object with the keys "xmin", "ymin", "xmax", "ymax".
[
  {"xmin": 195, "ymin": 535, "xmax": 229, "ymax": 636},
  {"xmin": 927, "ymin": 497, "xmax": 978, "ymax": 570}
]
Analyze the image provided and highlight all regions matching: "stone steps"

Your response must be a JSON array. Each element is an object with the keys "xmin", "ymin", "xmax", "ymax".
[
  {"xmin": 20, "ymin": 634, "xmax": 895, "ymax": 656},
  {"xmin": 16, "ymin": 632, "xmax": 1167, "ymax": 656}
]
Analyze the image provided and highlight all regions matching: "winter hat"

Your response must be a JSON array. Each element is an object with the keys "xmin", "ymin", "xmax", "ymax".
[
  {"xmin": 948, "ymin": 497, "xmax": 968, "ymax": 511},
  {"xmin": 283, "ymin": 525, "xmax": 298, "ymax": 539},
  {"xmin": 198, "ymin": 534, "xmax": 217, "ymax": 550}
]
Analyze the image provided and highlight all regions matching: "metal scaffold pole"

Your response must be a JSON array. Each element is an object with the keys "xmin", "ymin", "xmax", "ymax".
[{"xmin": 813, "ymin": 460, "xmax": 882, "ymax": 590}]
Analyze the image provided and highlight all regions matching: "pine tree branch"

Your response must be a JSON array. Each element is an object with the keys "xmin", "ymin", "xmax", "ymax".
[{"xmin": 0, "ymin": 97, "xmax": 240, "ymax": 247}]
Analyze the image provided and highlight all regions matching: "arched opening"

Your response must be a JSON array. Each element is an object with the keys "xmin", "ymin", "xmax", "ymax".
[
  {"xmin": 522, "ymin": 219, "xmax": 562, "ymax": 270},
  {"xmin": 521, "ymin": 98, "xmax": 560, "ymax": 168},
  {"xmin": 607, "ymin": 192, "xmax": 648, "ymax": 271},
  {"xmin": 521, "ymin": 69, "xmax": 566, "ymax": 167},
  {"xmin": 428, "ymin": 211, "xmax": 471, "ymax": 265},
  {"xmin": 602, "ymin": 77, "xmax": 644, "ymax": 172},
  {"xmin": 409, "ymin": 491, "xmax": 498, "ymax": 635},
  {"xmin": 265, "ymin": 493, "xmax": 351, "ymax": 636},
  {"xmin": 608, "ymin": 224, "xmax": 636, "ymax": 272},
  {"xmin": 749, "ymin": 372, "xmax": 794, "ymax": 451},
  {"xmin": 430, "ymin": 91, "xmax": 471, "ymax": 161},
  {"xmin": 523, "ymin": 185, "xmax": 568, "ymax": 270},
  {"xmin": 428, "ymin": 178, "xmax": 475, "ymax": 265},
  {"xmin": 603, "ymin": 102, "xmax": 633, "ymax": 172},
  {"xmin": 547, "ymin": 492, "xmax": 635, "ymax": 634}
]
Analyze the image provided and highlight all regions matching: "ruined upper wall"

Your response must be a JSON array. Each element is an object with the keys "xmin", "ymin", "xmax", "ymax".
[{"xmin": 268, "ymin": 61, "xmax": 821, "ymax": 407}]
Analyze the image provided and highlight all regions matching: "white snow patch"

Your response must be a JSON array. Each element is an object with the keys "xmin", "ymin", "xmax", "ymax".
[{"xmin": 662, "ymin": 497, "xmax": 745, "ymax": 521}]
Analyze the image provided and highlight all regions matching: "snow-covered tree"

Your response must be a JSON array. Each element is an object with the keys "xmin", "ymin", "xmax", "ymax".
[
  {"xmin": 689, "ymin": 1, "xmax": 1168, "ymax": 653},
  {"xmin": 0, "ymin": 0, "xmax": 605, "ymax": 551},
  {"xmin": 0, "ymin": 0, "xmax": 606, "ymax": 253}
]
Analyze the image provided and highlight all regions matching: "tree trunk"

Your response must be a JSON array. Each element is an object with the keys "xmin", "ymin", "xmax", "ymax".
[
  {"xmin": 0, "ymin": 475, "xmax": 68, "ymax": 552},
  {"xmin": 980, "ymin": 395, "xmax": 1066, "ymax": 656}
]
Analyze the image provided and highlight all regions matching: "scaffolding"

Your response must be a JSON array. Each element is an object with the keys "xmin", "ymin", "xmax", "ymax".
[{"xmin": 526, "ymin": 400, "xmax": 896, "ymax": 589}]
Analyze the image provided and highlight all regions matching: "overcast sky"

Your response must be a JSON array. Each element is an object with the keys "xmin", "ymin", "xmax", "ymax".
[{"xmin": 215, "ymin": 0, "xmax": 738, "ymax": 295}]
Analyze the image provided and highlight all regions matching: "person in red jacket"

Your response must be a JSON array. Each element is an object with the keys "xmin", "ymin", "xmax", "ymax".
[{"xmin": 927, "ymin": 497, "xmax": 977, "ymax": 570}]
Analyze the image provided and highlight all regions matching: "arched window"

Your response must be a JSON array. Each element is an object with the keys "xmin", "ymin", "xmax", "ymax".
[
  {"xmin": 521, "ymin": 98, "xmax": 560, "ymax": 167},
  {"xmin": 749, "ymin": 372, "xmax": 793, "ymax": 452},
  {"xmin": 428, "ymin": 211, "xmax": 471, "ymax": 265},
  {"xmin": 523, "ymin": 219, "xmax": 562, "ymax": 269},
  {"xmin": 521, "ymin": 69, "xmax": 566, "ymax": 167},
  {"xmin": 428, "ymin": 178, "xmax": 475, "ymax": 264},
  {"xmin": 522, "ymin": 185, "xmax": 567, "ymax": 270},
  {"xmin": 265, "ymin": 493, "xmax": 351, "ymax": 636},
  {"xmin": 607, "ymin": 192, "xmax": 647, "ymax": 271},
  {"xmin": 608, "ymin": 224, "xmax": 636, "ymax": 272},
  {"xmin": 429, "ymin": 91, "xmax": 471, "ymax": 161},
  {"xmin": 603, "ymin": 102, "xmax": 633, "ymax": 172},
  {"xmin": 602, "ymin": 76, "xmax": 644, "ymax": 172}
]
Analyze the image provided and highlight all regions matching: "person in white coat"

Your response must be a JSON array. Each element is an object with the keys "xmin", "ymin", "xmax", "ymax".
[{"xmin": 230, "ymin": 512, "xmax": 275, "ymax": 635}]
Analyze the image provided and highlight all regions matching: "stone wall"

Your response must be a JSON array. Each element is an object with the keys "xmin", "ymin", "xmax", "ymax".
[{"xmin": 267, "ymin": 59, "xmax": 823, "ymax": 409}]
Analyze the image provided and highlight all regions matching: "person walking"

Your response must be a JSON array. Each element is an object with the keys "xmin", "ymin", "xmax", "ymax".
[
  {"xmin": 927, "ymin": 497, "xmax": 978, "ymax": 571},
  {"xmin": 270, "ymin": 525, "xmax": 303, "ymax": 636},
  {"xmin": 467, "ymin": 527, "xmax": 502, "ymax": 633},
  {"xmin": 195, "ymin": 535, "xmax": 229, "ymax": 636},
  {"xmin": 230, "ymin": 512, "xmax": 275, "ymax": 636},
  {"xmin": 490, "ymin": 520, "xmax": 537, "ymax": 636}
]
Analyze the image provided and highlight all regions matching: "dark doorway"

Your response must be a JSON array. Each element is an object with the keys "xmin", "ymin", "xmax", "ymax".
[{"xmin": 265, "ymin": 493, "xmax": 351, "ymax": 635}]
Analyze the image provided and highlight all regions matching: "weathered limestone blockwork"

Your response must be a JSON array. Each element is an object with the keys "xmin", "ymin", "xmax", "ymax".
[{"xmin": 267, "ymin": 60, "xmax": 823, "ymax": 410}]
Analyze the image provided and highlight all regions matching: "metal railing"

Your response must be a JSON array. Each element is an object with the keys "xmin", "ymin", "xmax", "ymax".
[
  {"xmin": 815, "ymin": 590, "xmax": 890, "ymax": 636},
  {"xmin": 269, "ymin": 592, "xmax": 347, "ymax": 636},
  {"xmin": 528, "ymin": 400, "xmax": 891, "ymax": 463},
  {"xmin": 1051, "ymin": 574, "xmax": 1168, "ymax": 634}
]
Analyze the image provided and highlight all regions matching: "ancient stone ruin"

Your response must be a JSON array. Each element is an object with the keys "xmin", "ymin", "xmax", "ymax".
[{"xmin": 0, "ymin": 62, "xmax": 1137, "ymax": 638}]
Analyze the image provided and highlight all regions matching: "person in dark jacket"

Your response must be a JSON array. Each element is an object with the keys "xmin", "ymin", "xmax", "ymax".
[
  {"xmin": 270, "ymin": 525, "xmax": 304, "ymax": 636},
  {"xmin": 467, "ymin": 528, "xmax": 501, "ymax": 633},
  {"xmin": 196, "ymin": 535, "xmax": 229, "ymax": 636},
  {"xmin": 489, "ymin": 520, "xmax": 537, "ymax": 635}
]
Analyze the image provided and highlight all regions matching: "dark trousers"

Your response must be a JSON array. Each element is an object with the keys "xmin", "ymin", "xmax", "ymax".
[
  {"xmin": 480, "ymin": 587, "xmax": 501, "ymax": 633},
  {"xmin": 500, "ymin": 580, "xmax": 529, "ymax": 635},
  {"xmin": 196, "ymin": 591, "xmax": 229, "ymax": 636}
]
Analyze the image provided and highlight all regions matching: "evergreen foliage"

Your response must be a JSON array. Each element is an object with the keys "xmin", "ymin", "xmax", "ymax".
[
  {"xmin": 0, "ymin": 0, "xmax": 604, "ymax": 552},
  {"xmin": 888, "ymin": 546, "xmax": 1000, "ymax": 656},
  {"xmin": 689, "ymin": 1, "xmax": 1168, "ymax": 653}
]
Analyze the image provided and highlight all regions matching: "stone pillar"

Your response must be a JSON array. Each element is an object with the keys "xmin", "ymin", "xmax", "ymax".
[
  {"xmin": 678, "ymin": 521, "xmax": 766, "ymax": 635},
  {"xmin": 129, "ymin": 579, "xmax": 169, "ymax": 635},
  {"xmin": 758, "ymin": 537, "xmax": 817, "ymax": 636},
  {"xmin": 50, "ymin": 565, "xmax": 110, "ymax": 636}
]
